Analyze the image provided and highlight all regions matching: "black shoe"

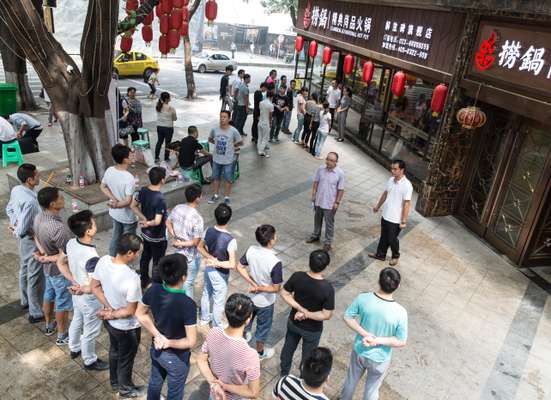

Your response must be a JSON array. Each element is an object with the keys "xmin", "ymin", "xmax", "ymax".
[
  {"xmin": 305, "ymin": 237, "xmax": 320, "ymax": 244},
  {"xmin": 367, "ymin": 252, "xmax": 386, "ymax": 261},
  {"xmin": 70, "ymin": 350, "xmax": 81, "ymax": 359},
  {"xmin": 119, "ymin": 386, "xmax": 146, "ymax": 398},
  {"xmin": 28, "ymin": 315, "xmax": 45, "ymax": 324},
  {"xmin": 110, "ymin": 384, "xmax": 121, "ymax": 393},
  {"xmin": 21, "ymin": 304, "xmax": 29, "ymax": 311},
  {"xmin": 84, "ymin": 358, "xmax": 109, "ymax": 371}
]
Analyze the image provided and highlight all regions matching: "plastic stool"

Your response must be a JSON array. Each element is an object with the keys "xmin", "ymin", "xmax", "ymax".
[
  {"xmin": 136, "ymin": 128, "xmax": 150, "ymax": 148},
  {"xmin": 233, "ymin": 159, "xmax": 240, "ymax": 182},
  {"xmin": 132, "ymin": 140, "xmax": 149, "ymax": 150},
  {"xmin": 2, "ymin": 141, "xmax": 24, "ymax": 168},
  {"xmin": 180, "ymin": 167, "xmax": 203, "ymax": 184}
]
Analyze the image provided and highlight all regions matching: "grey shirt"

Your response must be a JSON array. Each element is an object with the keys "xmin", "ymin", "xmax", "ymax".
[
  {"xmin": 9, "ymin": 113, "xmax": 41, "ymax": 131},
  {"xmin": 306, "ymin": 101, "xmax": 321, "ymax": 122},
  {"xmin": 33, "ymin": 211, "xmax": 72, "ymax": 276},
  {"xmin": 340, "ymin": 95, "xmax": 351, "ymax": 111},
  {"xmin": 237, "ymin": 82, "xmax": 249, "ymax": 106},
  {"xmin": 6, "ymin": 185, "xmax": 40, "ymax": 238},
  {"xmin": 209, "ymin": 125, "xmax": 242, "ymax": 165}
]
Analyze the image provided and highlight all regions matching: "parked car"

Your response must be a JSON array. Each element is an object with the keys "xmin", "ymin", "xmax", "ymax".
[
  {"xmin": 191, "ymin": 53, "xmax": 237, "ymax": 73},
  {"xmin": 113, "ymin": 51, "xmax": 160, "ymax": 79}
]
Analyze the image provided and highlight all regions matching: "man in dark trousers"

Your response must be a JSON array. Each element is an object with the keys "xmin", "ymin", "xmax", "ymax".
[
  {"xmin": 251, "ymin": 83, "xmax": 268, "ymax": 144},
  {"xmin": 220, "ymin": 66, "xmax": 233, "ymax": 112},
  {"xmin": 269, "ymin": 85, "xmax": 289, "ymax": 143}
]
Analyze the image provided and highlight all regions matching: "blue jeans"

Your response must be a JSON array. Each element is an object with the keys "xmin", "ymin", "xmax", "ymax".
[
  {"xmin": 292, "ymin": 113, "xmax": 304, "ymax": 142},
  {"xmin": 43, "ymin": 273, "xmax": 73, "ymax": 312},
  {"xmin": 211, "ymin": 162, "xmax": 234, "ymax": 183},
  {"xmin": 147, "ymin": 348, "xmax": 190, "ymax": 400},
  {"xmin": 245, "ymin": 303, "xmax": 275, "ymax": 343},
  {"xmin": 201, "ymin": 267, "xmax": 229, "ymax": 327},
  {"xmin": 315, "ymin": 130, "xmax": 328, "ymax": 157},
  {"xmin": 282, "ymin": 110, "xmax": 292, "ymax": 130},
  {"xmin": 109, "ymin": 220, "xmax": 138, "ymax": 257},
  {"xmin": 182, "ymin": 256, "xmax": 201, "ymax": 301}
]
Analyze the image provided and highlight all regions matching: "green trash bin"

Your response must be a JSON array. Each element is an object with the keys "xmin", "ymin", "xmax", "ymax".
[{"xmin": 0, "ymin": 83, "xmax": 17, "ymax": 116}]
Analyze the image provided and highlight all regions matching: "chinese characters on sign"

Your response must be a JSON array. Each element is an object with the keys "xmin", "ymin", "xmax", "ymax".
[
  {"xmin": 310, "ymin": 5, "xmax": 373, "ymax": 40},
  {"xmin": 382, "ymin": 20, "xmax": 433, "ymax": 60},
  {"xmin": 498, "ymin": 40, "xmax": 547, "ymax": 77}
]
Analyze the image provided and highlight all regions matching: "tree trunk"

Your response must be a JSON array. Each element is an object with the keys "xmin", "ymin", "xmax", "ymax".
[
  {"xmin": 290, "ymin": 5, "xmax": 297, "ymax": 27},
  {"xmin": 183, "ymin": 35, "xmax": 196, "ymax": 99}
]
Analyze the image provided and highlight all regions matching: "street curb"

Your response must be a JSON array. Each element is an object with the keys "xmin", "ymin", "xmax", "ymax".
[{"xmin": 232, "ymin": 62, "xmax": 292, "ymax": 69}]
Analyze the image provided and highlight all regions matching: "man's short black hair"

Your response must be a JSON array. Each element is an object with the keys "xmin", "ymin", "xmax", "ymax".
[
  {"xmin": 148, "ymin": 166, "xmax": 166, "ymax": 185},
  {"xmin": 185, "ymin": 183, "xmax": 202, "ymax": 203},
  {"xmin": 301, "ymin": 347, "xmax": 333, "ymax": 388},
  {"xmin": 127, "ymin": 86, "xmax": 136, "ymax": 94},
  {"xmin": 327, "ymin": 151, "xmax": 339, "ymax": 161},
  {"xmin": 300, "ymin": 87, "xmax": 309, "ymax": 93},
  {"xmin": 68, "ymin": 210, "xmax": 94, "ymax": 238},
  {"xmin": 280, "ymin": 75, "xmax": 287, "ymax": 80},
  {"xmin": 214, "ymin": 203, "xmax": 232, "ymax": 225},
  {"xmin": 225, "ymin": 293, "xmax": 253, "ymax": 328},
  {"xmin": 290, "ymin": 79, "xmax": 296, "ymax": 85},
  {"xmin": 255, "ymin": 224, "xmax": 276, "ymax": 247},
  {"xmin": 225, "ymin": 65, "xmax": 234, "ymax": 72},
  {"xmin": 243, "ymin": 73, "xmax": 251, "ymax": 80},
  {"xmin": 17, "ymin": 163, "xmax": 37, "ymax": 184},
  {"xmin": 379, "ymin": 267, "xmax": 401, "ymax": 293},
  {"xmin": 269, "ymin": 69, "xmax": 276, "ymax": 76},
  {"xmin": 188, "ymin": 125, "xmax": 198, "ymax": 135},
  {"xmin": 159, "ymin": 254, "xmax": 188, "ymax": 286},
  {"xmin": 37, "ymin": 187, "xmax": 60, "ymax": 209},
  {"xmin": 392, "ymin": 159, "xmax": 406, "ymax": 171},
  {"xmin": 111, "ymin": 144, "xmax": 131, "ymax": 164},
  {"xmin": 116, "ymin": 233, "xmax": 143, "ymax": 256},
  {"xmin": 220, "ymin": 110, "xmax": 231, "ymax": 118},
  {"xmin": 237, "ymin": 69, "xmax": 245, "ymax": 75},
  {"xmin": 266, "ymin": 90, "xmax": 275, "ymax": 98},
  {"xmin": 260, "ymin": 82, "xmax": 267, "ymax": 89},
  {"xmin": 309, "ymin": 250, "xmax": 330, "ymax": 273}
]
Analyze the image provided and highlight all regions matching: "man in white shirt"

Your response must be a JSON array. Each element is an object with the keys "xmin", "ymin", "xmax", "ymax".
[
  {"xmin": 326, "ymin": 80, "xmax": 341, "ymax": 132},
  {"xmin": 0, "ymin": 115, "xmax": 18, "ymax": 144},
  {"xmin": 91, "ymin": 233, "xmax": 144, "ymax": 398},
  {"xmin": 257, "ymin": 91, "xmax": 274, "ymax": 157},
  {"xmin": 369, "ymin": 160, "xmax": 413, "ymax": 266}
]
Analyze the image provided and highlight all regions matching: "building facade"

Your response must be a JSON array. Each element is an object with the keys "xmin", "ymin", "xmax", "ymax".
[{"xmin": 295, "ymin": 0, "xmax": 551, "ymax": 269}]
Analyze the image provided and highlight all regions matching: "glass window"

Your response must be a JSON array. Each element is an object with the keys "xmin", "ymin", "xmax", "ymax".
[
  {"xmin": 118, "ymin": 53, "xmax": 133, "ymax": 63},
  {"xmin": 219, "ymin": 54, "xmax": 230, "ymax": 60},
  {"xmin": 135, "ymin": 53, "xmax": 147, "ymax": 61}
]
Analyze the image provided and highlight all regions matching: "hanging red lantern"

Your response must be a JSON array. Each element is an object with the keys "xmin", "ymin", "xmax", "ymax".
[
  {"xmin": 160, "ymin": 14, "xmax": 170, "ymax": 34},
  {"xmin": 183, "ymin": 0, "xmax": 189, "ymax": 5},
  {"xmin": 155, "ymin": 3, "xmax": 162, "ymax": 17},
  {"xmin": 308, "ymin": 40, "xmax": 318, "ymax": 58},
  {"xmin": 180, "ymin": 20, "xmax": 189, "ymax": 36},
  {"xmin": 170, "ymin": 8, "xmax": 183, "ymax": 29},
  {"xmin": 181, "ymin": 7, "xmax": 189, "ymax": 21},
  {"xmin": 141, "ymin": 25, "xmax": 153, "ymax": 45},
  {"xmin": 456, "ymin": 106, "xmax": 487, "ymax": 129},
  {"xmin": 168, "ymin": 29, "xmax": 180, "ymax": 51},
  {"xmin": 143, "ymin": 12, "xmax": 154, "ymax": 25},
  {"xmin": 362, "ymin": 61, "xmax": 374, "ymax": 83},
  {"xmin": 172, "ymin": 0, "xmax": 185, "ymax": 7},
  {"xmin": 161, "ymin": 0, "xmax": 173, "ymax": 15},
  {"xmin": 205, "ymin": 0, "xmax": 218, "ymax": 24},
  {"xmin": 322, "ymin": 46, "xmax": 332, "ymax": 65},
  {"xmin": 295, "ymin": 36, "xmax": 304, "ymax": 52},
  {"xmin": 431, "ymin": 83, "xmax": 448, "ymax": 114},
  {"xmin": 343, "ymin": 54, "xmax": 354, "ymax": 75},
  {"xmin": 120, "ymin": 35, "xmax": 133, "ymax": 53},
  {"xmin": 391, "ymin": 71, "xmax": 406, "ymax": 97},
  {"xmin": 126, "ymin": 0, "xmax": 139, "ymax": 12},
  {"xmin": 159, "ymin": 34, "xmax": 169, "ymax": 56}
]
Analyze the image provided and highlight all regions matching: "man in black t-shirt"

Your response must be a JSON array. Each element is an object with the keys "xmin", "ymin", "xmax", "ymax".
[
  {"xmin": 177, "ymin": 126, "xmax": 212, "ymax": 178},
  {"xmin": 130, "ymin": 167, "xmax": 168, "ymax": 288},
  {"xmin": 251, "ymin": 82, "xmax": 268, "ymax": 144},
  {"xmin": 136, "ymin": 254, "xmax": 197, "ymax": 400},
  {"xmin": 279, "ymin": 250, "xmax": 335, "ymax": 376},
  {"xmin": 269, "ymin": 85, "xmax": 289, "ymax": 143}
]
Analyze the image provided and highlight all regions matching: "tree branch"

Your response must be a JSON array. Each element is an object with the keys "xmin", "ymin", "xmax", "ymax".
[
  {"xmin": 189, "ymin": 0, "xmax": 201, "ymax": 17},
  {"xmin": 290, "ymin": 5, "xmax": 297, "ymax": 27},
  {"xmin": 117, "ymin": 0, "xmax": 159, "ymax": 35}
]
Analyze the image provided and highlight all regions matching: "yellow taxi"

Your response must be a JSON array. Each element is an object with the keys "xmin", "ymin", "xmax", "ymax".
[{"xmin": 113, "ymin": 51, "xmax": 160, "ymax": 79}]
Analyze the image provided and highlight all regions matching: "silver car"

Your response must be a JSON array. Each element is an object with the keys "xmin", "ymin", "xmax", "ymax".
[{"xmin": 191, "ymin": 52, "xmax": 237, "ymax": 73}]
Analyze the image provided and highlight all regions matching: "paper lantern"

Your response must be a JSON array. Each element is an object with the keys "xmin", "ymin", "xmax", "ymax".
[
  {"xmin": 205, "ymin": 0, "xmax": 217, "ymax": 23},
  {"xmin": 181, "ymin": 7, "xmax": 189, "ymax": 21},
  {"xmin": 456, "ymin": 106, "xmax": 487, "ymax": 129},
  {"xmin": 172, "ymin": 0, "xmax": 185, "ymax": 7},
  {"xmin": 322, "ymin": 46, "xmax": 332, "ymax": 65},
  {"xmin": 183, "ymin": 0, "xmax": 189, "ymax": 5},
  {"xmin": 431, "ymin": 83, "xmax": 448, "ymax": 114},
  {"xmin": 141, "ymin": 25, "xmax": 153, "ymax": 45},
  {"xmin": 391, "ymin": 71, "xmax": 406, "ymax": 97},
  {"xmin": 120, "ymin": 35, "xmax": 133, "ymax": 53},
  {"xmin": 362, "ymin": 61, "xmax": 374, "ymax": 83},
  {"xmin": 168, "ymin": 29, "xmax": 180, "ymax": 50},
  {"xmin": 295, "ymin": 36, "xmax": 304, "ymax": 52},
  {"xmin": 180, "ymin": 20, "xmax": 189, "ymax": 36},
  {"xmin": 159, "ymin": 34, "xmax": 169, "ymax": 56},
  {"xmin": 143, "ymin": 12, "xmax": 154, "ymax": 25},
  {"xmin": 126, "ymin": 0, "xmax": 139, "ymax": 12},
  {"xmin": 308, "ymin": 40, "xmax": 318, "ymax": 58},
  {"xmin": 170, "ymin": 8, "xmax": 183, "ymax": 29},
  {"xmin": 161, "ymin": 0, "xmax": 172, "ymax": 15},
  {"xmin": 155, "ymin": 3, "xmax": 162, "ymax": 17},
  {"xmin": 160, "ymin": 14, "xmax": 169, "ymax": 34},
  {"xmin": 343, "ymin": 54, "xmax": 354, "ymax": 75}
]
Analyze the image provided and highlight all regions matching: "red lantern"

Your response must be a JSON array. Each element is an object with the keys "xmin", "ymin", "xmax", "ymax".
[
  {"xmin": 431, "ymin": 83, "xmax": 448, "ymax": 114},
  {"xmin": 205, "ymin": 0, "xmax": 217, "ymax": 23},
  {"xmin": 155, "ymin": 3, "xmax": 162, "ymax": 17},
  {"xmin": 141, "ymin": 25, "xmax": 153, "ymax": 44},
  {"xmin": 143, "ymin": 12, "xmax": 154, "ymax": 25},
  {"xmin": 172, "ymin": 0, "xmax": 185, "ymax": 7},
  {"xmin": 308, "ymin": 40, "xmax": 318, "ymax": 58},
  {"xmin": 159, "ymin": 34, "xmax": 169, "ymax": 56},
  {"xmin": 181, "ymin": 7, "xmax": 189, "ymax": 21},
  {"xmin": 126, "ymin": 0, "xmax": 139, "ymax": 12},
  {"xmin": 120, "ymin": 35, "xmax": 133, "ymax": 53},
  {"xmin": 161, "ymin": 0, "xmax": 172, "ymax": 15},
  {"xmin": 322, "ymin": 46, "xmax": 332, "ymax": 65},
  {"xmin": 391, "ymin": 71, "xmax": 406, "ymax": 97},
  {"xmin": 456, "ymin": 106, "xmax": 487, "ymax": 129},
  {"xmin": 180, "ymin": 20, "xmax": 189, "ymax": 37},
  {"xmin": 168, "ymin": 29, "xmax": 180, "ymax": 50},
  {"xmin": 160, "ymin": 14, "xmax": 169, "ymax": 34},
  {"xmin": 362, "ymin": 61, "xmax": 374, "ymax": 83},
  {"xmin": 343, "ymin": 54, "xmax": 354, "ymax": 75},
  {"xmin": 183, "ymin": 0, "xmax": 189, "ymax": 5},
  {"xmin": 295, "ymin": 36, "xmax": 304, "ymax": 52},
  {"xmin": 170, "ymin": 8, "xmax": 183, "ymax": 29}
]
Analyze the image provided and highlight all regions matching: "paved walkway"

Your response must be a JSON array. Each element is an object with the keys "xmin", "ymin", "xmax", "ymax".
[{"xmin": 0, "ymin": 97, "xmax": 550, "ymax": 400}]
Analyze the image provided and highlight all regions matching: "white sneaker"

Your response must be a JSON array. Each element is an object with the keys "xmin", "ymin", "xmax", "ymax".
[
  {"xmin": 265, "ymin": 154, "xmax": 271, "ymax": 158},
  {"xmin": 259, "ymin": 347, "xmax": 275, "ymax": 361},
  {"xmin": 198, "ymin": 319, "xmax": 211, "ymax": 327},
  {"xmin": 245, "ymin": 331, "xmax": 253, "ymax": 342}
]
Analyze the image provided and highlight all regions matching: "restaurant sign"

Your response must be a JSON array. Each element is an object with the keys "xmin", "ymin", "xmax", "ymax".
[
  {"xmin": 469, "ymin": 21, "xmax": 551, "ymax": 98},
  {"xmin": 298, "ymin": 0, "xmax": 465, "ymax": 73}
]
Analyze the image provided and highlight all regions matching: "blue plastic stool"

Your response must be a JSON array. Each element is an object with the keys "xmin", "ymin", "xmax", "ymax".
[{"xmin": 2, "ymin": 141, "xmax": 24, "ymax": 168}]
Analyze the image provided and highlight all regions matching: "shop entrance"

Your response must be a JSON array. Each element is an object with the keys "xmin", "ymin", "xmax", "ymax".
[{"xmin": 458, "ymin": 105, "xmax": 551, "ymax": 266}]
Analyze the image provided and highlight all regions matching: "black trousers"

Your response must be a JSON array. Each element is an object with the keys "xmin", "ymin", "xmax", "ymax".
[
  {"xmin": 139, "ymin": 239, "xmax": 168, "ymax": 287},
  {"xmin": 376, "ymin": 217, "xmax": 402, "ymax": 259},
  {"xmin": 329, "ymin": 107, "xmax": 336, "ymax": 131},
  {"xmin": 251, "ymin": 113, "xmax": 259, "ymax": 142},
  {"xmin": 104, "ymin": 322, "xmax": 141, "ymax": 390},
  {"xmin": 270, "ymin": 115, "xmax": 283, "ymax": 140},
  {"xmin": 301, "ymin": 113, "xmax": 313, "ymax": 143},
  {"xmin": 155, "ymin": 126, "xmax": 174, "ymax": 161},
  {"xmin": 280, "ymin": 319, "xmax": 322, "ymax": 376},
  {"xmin": 309, "ymin": 121, "xmax": 320, "ymax": 154}
]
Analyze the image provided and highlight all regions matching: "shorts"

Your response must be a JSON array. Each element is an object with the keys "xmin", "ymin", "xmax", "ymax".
[
  {"xmin": 43, "ymin": 273, "xmax": 73, "ymax": 312},
  {"xmin": 211, "ymin": 162, "xmax": 234, "ymax": 182},
  {"xmin": 246, "ymin": 303, "xmax": 275, "ymax": 343}
]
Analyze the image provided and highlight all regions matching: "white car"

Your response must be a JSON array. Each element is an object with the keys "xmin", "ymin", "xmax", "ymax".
[{"xmin": 191, "ymin": 52, "xmax": 237, "ymax": 73}]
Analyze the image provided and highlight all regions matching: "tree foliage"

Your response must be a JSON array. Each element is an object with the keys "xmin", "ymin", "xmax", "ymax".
[{"xmin": 260, "ymin": 0, "xmax": 298, "ymax": 26}]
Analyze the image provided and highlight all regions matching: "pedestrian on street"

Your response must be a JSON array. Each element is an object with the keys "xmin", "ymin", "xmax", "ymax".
[
  {"xmin": 6, "ymin": 163, "xmax": 45, "ymax": 324},
  {"xmin": 136, "ymin": 254, "xmax": 198, "ymax": 400},
  {"xmin": 368, "ymin": 159, "xmax": 413, "ymax": 266},
  {"xmin": 236, "ymin": 224, "xmax": 283, "ymax": 361},
  {"xmin": 166, "ymin": 184, "xmax": 205, "ymax": 301},
  {"xmin": 302, "ymin": 92, "xmax": 320, "ymax": 149},
  {"xmin": 155, "ymin": 92, "xmax": 177, "ymax": 163},
  {"xmin": 306, "ymin": 152, "xmax": 345, "ymax": 252},
  {"xmin": 251, "ymin": 82, "xmax": 268, "ymax": 144},
  {"xmin": 326, "ymin": 80, "xmax": 341, "ymax": 133},
  {"xmin": 122, "ymin": 87, "xmax": 143, "ymax": 142},
  {"xmin": 233, "ymin": 73, "xmax": 251, "ymax": 136},
  {"xmin": 340, "ymin": 267, "xmax": 408, "ymax": 400},
  {"xmin": 198, "ymin": 203, "xmax": 237, "ymax": 328},
  {"xmin": 230, "ymin": 69, "xmax": 245, "ymax": 123},
  {"xmin": 257, "ymin": 90, "xmax": 274, "ymax": 157},
  {"xmin": 337, "ymin": 86, "xmax": 352, "ymax": 142},
  {"xmin": 273, "ymin": 347, "xmax": 333, "ymax": 400},
  {"xmin": 207, "ymin": 111, "xmax": 242, "ymax": 205},
  {"xmin": 33, "ymin": 187, "xmax": 73, "ymax": 344},
  {"xmin": 314, "ymin": 101, "xmax": 332, "ymax": 159},
  {"xmin": 220, "ymin": 65, "xmax": 234, "ymax": 112},
  {"xmin": 230, "ymin": 42, "xmax": 237, "ymax": 59},
  {"xmin": 270, "ymin": 85, "xmax": 290, "ymax": 143},
  {"xmin": 100, "ymin": 144, "xmax": 138, "ymax": 257},
  {"xmin": 91, "ymin": 234, "xmax": 144, "ymax": 399},
  {"xmin": 130, "ymin": 166, "xmax": 168, "ymax": 288},
  {"xmin": 282, "ymin": 79, "xmax": 296, "ymax": 134},
  {"xmin": 197, "ymin": 293, "xmax": 261, "ymax": 400},
  {"xmin": 292, "ymin": 87, "xmax": 308, "ymax": 143},
  {"xmin": 147, "ymin": 68, "xmax": 160, "ymax": 99},
  {"xmin": 279, "ymin": 250, "xmax": 335, "ymax": 376},
  {"xmin": 62, "ymin": 210, "xmax": 109, "ymax": 370}
]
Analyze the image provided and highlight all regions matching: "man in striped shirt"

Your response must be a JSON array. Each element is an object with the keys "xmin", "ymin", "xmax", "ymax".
[{"xmin": 273, "ymin": 347, "xmax": 332, "ymax": 400}]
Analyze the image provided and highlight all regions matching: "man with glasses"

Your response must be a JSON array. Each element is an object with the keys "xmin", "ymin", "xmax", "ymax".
[
  {"xmin": 306, "ymin": 152, "xmax": 345, "ymax": 252},
  {"xmin": 368, "ymin": 159, "xmax": 412, "ymax": 266}
]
